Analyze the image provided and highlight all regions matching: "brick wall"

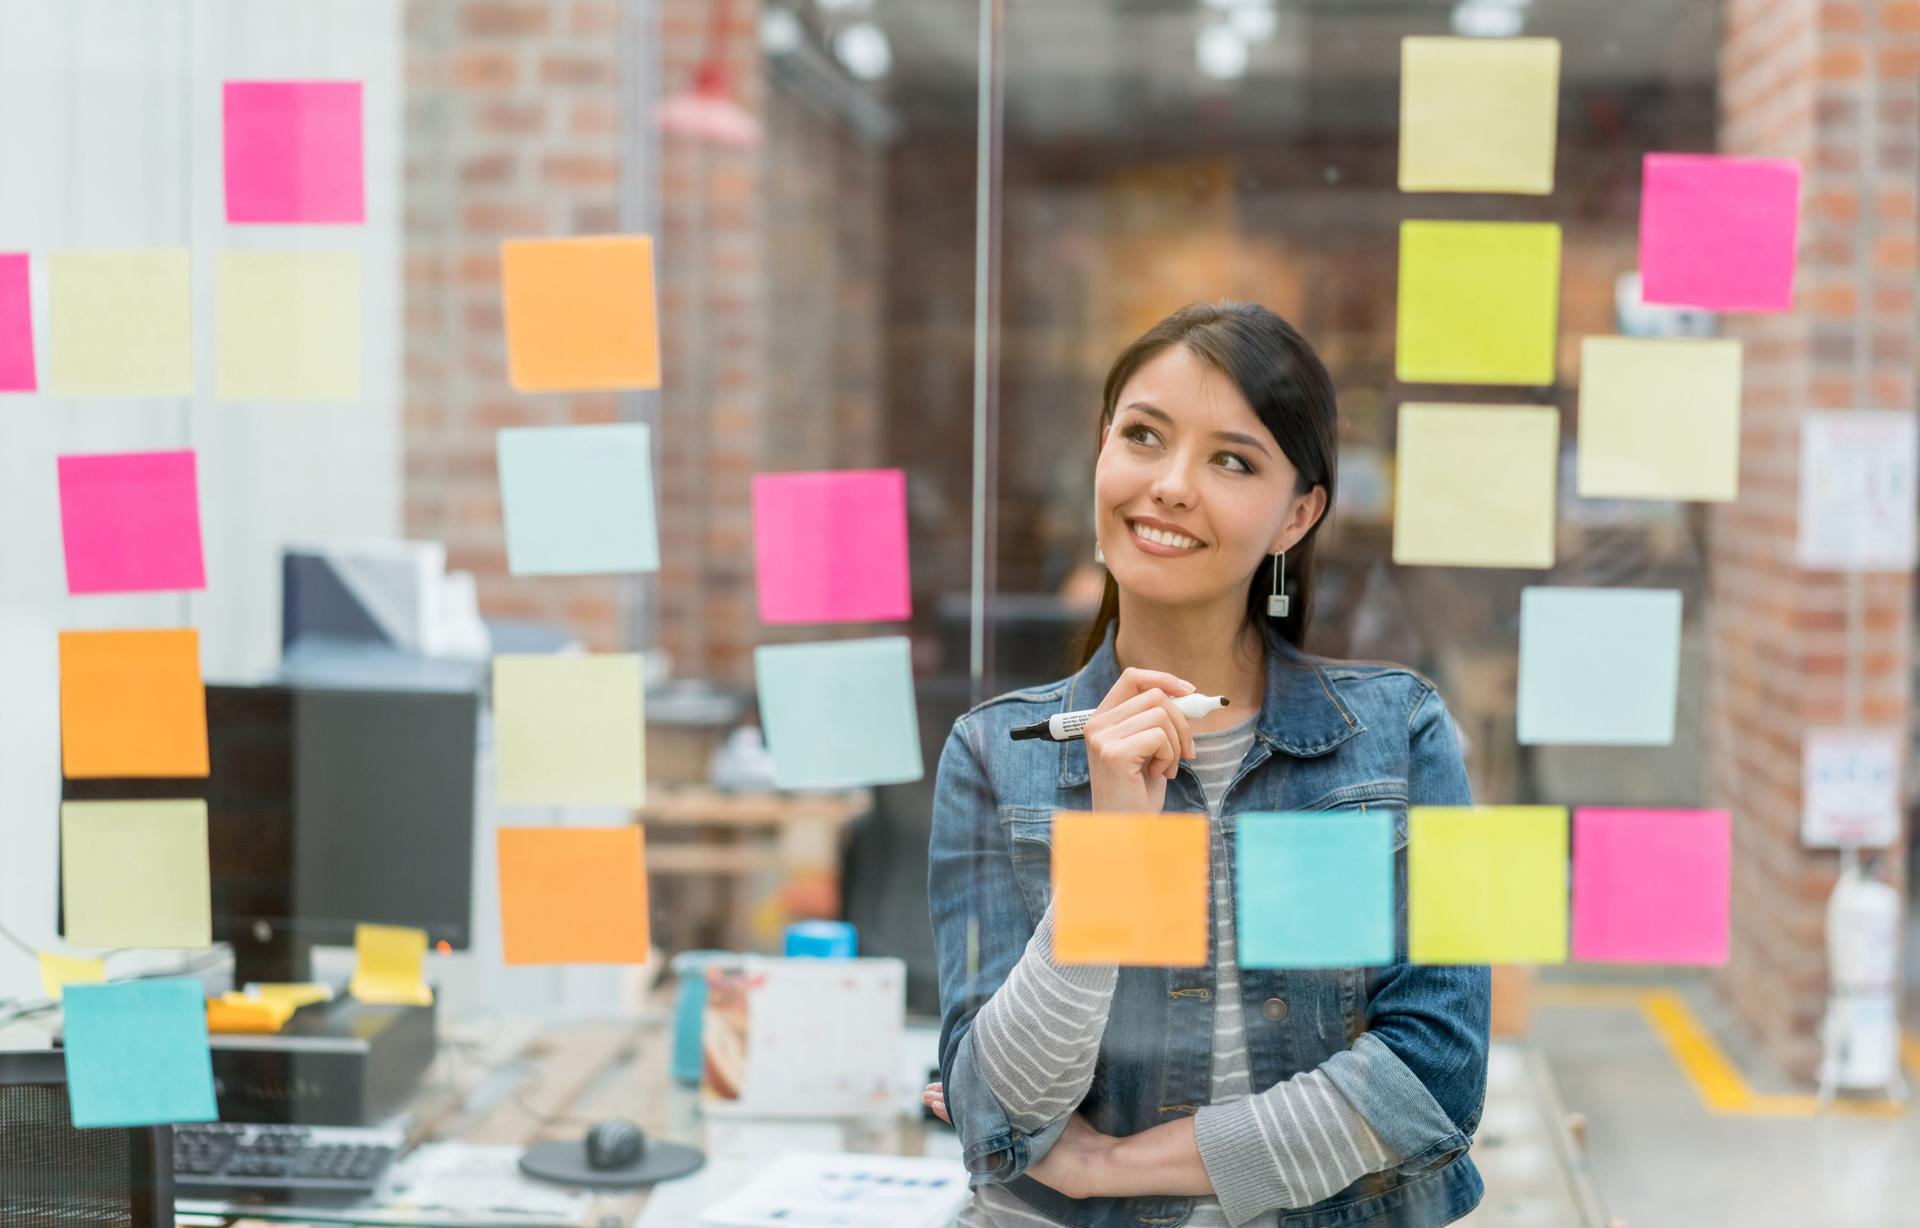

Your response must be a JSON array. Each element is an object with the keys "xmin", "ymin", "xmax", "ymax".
[{"xmin": 1709, "ymin": 0, "xmax": 1918, "ymax": 1079}]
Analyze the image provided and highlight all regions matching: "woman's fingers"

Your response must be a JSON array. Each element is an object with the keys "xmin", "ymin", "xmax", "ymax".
[
  {"xmin": 1101, "ymin": 717, "xmax": 1181, "ymax": 781},
  {"xmin": 1091, "ymin": 689, "xmax": 1196, "ymax": 760},
  {"xmin": 1095, "ymin": 667, "xmax": 1196, "ymax": 714},
  {"xmin": 922, "ymin": 1081, "xmax": 950, "ymax": 1124}
]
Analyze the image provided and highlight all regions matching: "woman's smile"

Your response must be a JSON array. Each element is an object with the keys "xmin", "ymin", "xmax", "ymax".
[{"xmin": 1125, "ymin": 515, "xmax": 1207, "ymax": 556}]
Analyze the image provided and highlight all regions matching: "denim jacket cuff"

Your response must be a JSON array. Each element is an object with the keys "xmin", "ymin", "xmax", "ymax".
[
  {"xmin": 1320, "ymin": 1032, "xmax": 1467, "ymax": 1172},
  {"xmin": 950, "ymin": 1024, "xmax": 1070, "ymax": 1184}
]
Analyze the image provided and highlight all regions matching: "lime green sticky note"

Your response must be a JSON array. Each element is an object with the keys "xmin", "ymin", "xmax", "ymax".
[
  {"xmin": 1577, "ymin": 336, "xmax": 1742, "ymax": 502},
  {"xmin": 1393, "ymin": 403, "xmax": 1559, "ymax": 568},
  {"xmin": 493, "ymin": 653, "xmax": 646, "ymax": 806},
  {"xmin": 48, "ymin": 250, "xmax": 193, "ymax": 397},
  {"xmin": 61, "ymin": 800, "xmax": 211, "ymax": 949},
  {"xmin": 216, "ymin": 251, "xmax": 363, "ymax": 402},
  {"xmin": 1400, "ymin": 37, "xmax": 1561, "ymax": 195},
  {"xmin": 1397, "ymin": 221, "xmax": 1561, "ymax": 386},
  {"xmin": 1408, "ymin": 805, "xmax": 1567, "ymax": 964}
]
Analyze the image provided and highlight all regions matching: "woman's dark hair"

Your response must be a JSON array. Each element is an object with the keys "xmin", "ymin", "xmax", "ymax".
[{"xmin": 1078, "ymin": 301, "xmax": 1338, "ymax": 667}]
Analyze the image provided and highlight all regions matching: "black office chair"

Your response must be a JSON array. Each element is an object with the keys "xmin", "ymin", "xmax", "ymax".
[{"xmin": 0, "ymin": 1049, "xmax": 173, "ymax": 1227}]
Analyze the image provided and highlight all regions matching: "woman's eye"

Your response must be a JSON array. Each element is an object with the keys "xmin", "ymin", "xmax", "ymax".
[
  {"xmin": 1215, "ymin": 452, "xmax": 1253, "ymax": 474},
  {"xmin": 1123, "ymin": 424, "xmax": 1161, "ymax": 447}
]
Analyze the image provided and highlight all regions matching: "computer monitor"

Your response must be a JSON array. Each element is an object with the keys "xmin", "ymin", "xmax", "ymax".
[
  {"xmin": 60, "ymin": 683, "xmax": 480, "ymax": 987},
  {"xmin": 0, "ymin": 1049, "xmax": 173, "ymax": 1226}
]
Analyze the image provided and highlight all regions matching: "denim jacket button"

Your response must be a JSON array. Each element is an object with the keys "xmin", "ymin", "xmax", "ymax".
[{"xmin": 1261, "ymin": 996, "xmax": 1289, "ymax": 1022}]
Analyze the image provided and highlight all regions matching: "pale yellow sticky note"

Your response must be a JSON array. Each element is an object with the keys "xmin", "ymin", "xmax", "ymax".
[
  {"xmin": 48, "ymin": 249, "xmax": 193, "ymax": 396},
  {"xmin": 1394, "ymin": 403, "xmax": 1559, "ymax": 568},
  {"xmin": 348, "ymin": 924, "xmax": 433, "ymax": 1007},
  {"xmin": 1397, "ymin": 221, "xmax": 1561, "ymax": 386},
  {"xmin": 61, "ymin": 800, "xmax": 211, "ymax": 949},
  {"xmin": 1400, "ymin": 37, "xmax": 1561, "ymax": 195},
  {"xmin": 1409, "ymin": 806, "xmax": 1568, "ymax": 964},
  {"xmin": 241, "ymin": 983, "xmax": 333, "ymax": 1009},
  {"xmin": 37, "ymin": 951, "xmax": 106, "ymax": 1001},
  {"xmin": 1576, "ymin": 336, "xmax": 1743, "ymax": 501},
  {"xmin": 493, "ymin": 654, "xmax": 646, "ymax": 806},
  {"xmin": 216, "ymin": 251, "xmax": 362, "ymax": 402}
]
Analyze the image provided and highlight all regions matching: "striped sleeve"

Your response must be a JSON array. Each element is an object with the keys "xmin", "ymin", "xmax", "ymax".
[
  {"xmin": 1192, "ymin": 1059, "xmax": 1397, "ymax": 1224},
  {"xmin": 967, "ymin": 900, "xmax": 1118, "ymax": 1133}
]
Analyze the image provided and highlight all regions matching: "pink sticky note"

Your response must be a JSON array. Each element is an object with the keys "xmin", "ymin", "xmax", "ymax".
[
  {"xmin": 0, "ymin": 253, "xmax": 34, "ymax": 392},
  {"xmin": 1571, "ymin": 807, "xmax": 1730, "ymax": 965},
  {"xmin": 752, "ymin": 469, "xmax": 911, "ymax": 624},
  {"xmin": 58, "ymin": 451, "xmax": 207, "ymax": 595},
  {"xmin": 223, "ymin": 81, "xmax": 364, "ymax": 224},
  {"xmin": 1640, "ymin": 154, "xmax": 1800, "ymax": 312}
]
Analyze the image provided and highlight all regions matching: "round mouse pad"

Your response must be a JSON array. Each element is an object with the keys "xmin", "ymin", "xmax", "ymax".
[{"xmin": 518, "ymin": 1137, "xmax": 706, "ymax": 1188}]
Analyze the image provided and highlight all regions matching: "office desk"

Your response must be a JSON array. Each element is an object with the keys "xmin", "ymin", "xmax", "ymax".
[{"xmin": 184, "ymin": 1006, "xmax": 935, "ymax": 1227}]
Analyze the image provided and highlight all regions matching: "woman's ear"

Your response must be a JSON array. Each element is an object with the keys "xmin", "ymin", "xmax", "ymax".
[{"xmin": 1269, "ymin": 484, "xmax": 1328, "ymax": 554}]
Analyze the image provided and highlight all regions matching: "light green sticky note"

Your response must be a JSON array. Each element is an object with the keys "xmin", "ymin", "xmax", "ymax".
[
  {"xmin": 216, "ymin": 251, "xmax": 363, "ymax": 402},
  {"xmin": 1518, "ymin": 586, "xmax": 1682, "ymax": 746},
  {"xmin": 48, "ymin": 250, "xmax": 193, "ymax": 396},
  {"xmin": 61, "ymin": 799, "xmax": 211, "ymax": 949},
  {"xmin": 1396, "ymin": 221, "xmax": 1561, "ymax": 386},
  {"xmin": 497, "ymin": 424, "xmax": 661, "ymax": 575},
  {"xmin": 754, "ymin": 637, "xmax": 923, "ymax": 790},
  {"xmin": 1400, "ymin": 37, "xmax": 1561, "ymax": 195},
  {"xmin": 493, "ymin": 653, "xmax": 646, "ymax": 806},
  {"xmin": 1577, "ymin": 336, "xmax": 1742, "ymax": 501},
  {"xmin": 1409, "ymin": 805, "xmax": 1568, "ymax": 965},
  {"xmin": 1394, "ymin": 403, "xmax": 1559, "ymax": 568}
]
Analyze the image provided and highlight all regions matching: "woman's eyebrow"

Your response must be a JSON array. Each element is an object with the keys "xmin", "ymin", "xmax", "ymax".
[{"xmin": 1124, "ymin": 401, "xmax": 1272, "ymax": 457}]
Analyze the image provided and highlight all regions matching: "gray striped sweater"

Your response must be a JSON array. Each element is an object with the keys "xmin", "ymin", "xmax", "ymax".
[{"xmin": 957, "ymin": 718, "xmax": 1392, "ymax": 1227}]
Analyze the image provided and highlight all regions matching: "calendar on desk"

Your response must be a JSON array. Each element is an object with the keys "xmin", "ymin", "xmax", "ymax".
[{"xmin": 701, "ymin": 956, "xmax": 906, "ymax": 1117}]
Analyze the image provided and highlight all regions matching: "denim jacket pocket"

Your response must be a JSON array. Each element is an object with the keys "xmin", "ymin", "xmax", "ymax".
[{"xmin": 1000, "ymin": 806, "xmax": 1056, "ymax": 924}]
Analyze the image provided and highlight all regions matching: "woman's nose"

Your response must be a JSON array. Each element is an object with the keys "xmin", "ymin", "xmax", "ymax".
[{"xmin": 1149, "ymin": 460, "xmax": 1197, "ymax": 508}]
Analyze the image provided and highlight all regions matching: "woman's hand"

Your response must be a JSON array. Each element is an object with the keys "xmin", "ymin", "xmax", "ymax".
[
  {"xmin": 1026, "ymin": 1113, "xmax": 1118, "ymax": 1201},
  {"xmin": 1084, "ymin": 667, "xmax": 1199, "ymax": 814},
  {"xmin": 922, "ymin": 1081, "xmax": 949, "ymax": 1124}
]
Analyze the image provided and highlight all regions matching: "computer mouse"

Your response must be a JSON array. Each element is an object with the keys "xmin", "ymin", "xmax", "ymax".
[{"xmin": 584, "ymin": 1118, "xmax": 647, "ymax": 1171}]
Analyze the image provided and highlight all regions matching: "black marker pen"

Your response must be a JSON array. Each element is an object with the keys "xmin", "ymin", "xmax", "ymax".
[{"xmin": 1010, "ymin": 694, "xmax": 1229, "ymax": 742}]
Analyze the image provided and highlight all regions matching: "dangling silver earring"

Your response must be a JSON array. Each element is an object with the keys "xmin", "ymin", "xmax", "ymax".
[
  {"xmin": 1094, "ymin": 540, "xmax": 1105, "ymax": 566},
  {"xmin": 1267, "ymin": 550, "xmax": 1289, "ymax": 618}
]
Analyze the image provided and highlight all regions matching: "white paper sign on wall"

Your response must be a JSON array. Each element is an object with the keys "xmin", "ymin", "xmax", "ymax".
[
  {"xmin": 1802, "ymin": 727, "xmax": 1904, "ymax": 848},
  {"xmin": 1797, "ymin": 411, "xmax": 1918, "ymax": 572}
]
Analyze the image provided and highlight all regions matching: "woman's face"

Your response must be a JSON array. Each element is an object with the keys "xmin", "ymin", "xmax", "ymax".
[{"xmin": 1094, "ymin": 343, "xmax": 1325, "ymax": 611}]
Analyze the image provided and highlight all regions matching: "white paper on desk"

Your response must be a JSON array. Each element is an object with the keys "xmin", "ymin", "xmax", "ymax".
[
  {"xmin": 702, "ymin": 958, "xmax": 905, "ymax": 1117},
  {"xmin": 378, "ymin": 1142, "xmax": 595, "ymax": 1220},
  {"xmin": 698, "ymin": 1152, "xmax": 966, "ymax": 1228}
]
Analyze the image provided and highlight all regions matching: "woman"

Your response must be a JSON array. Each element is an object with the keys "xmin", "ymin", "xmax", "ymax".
[{"xmin": 925, "ymin": 302, "xmax": 1490, "ymax": 1228}]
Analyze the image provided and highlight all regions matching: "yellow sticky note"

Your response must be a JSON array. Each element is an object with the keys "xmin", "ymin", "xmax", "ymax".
[
  {"xmin": 48, "ymin": 249, "xmax": 193, "ymax": 397},
  {"xmin": 1400, "ymin": 37, "xmax": 1561, "ymax": 195},
  {"xmin": 216, "ymin": 251, "xmax": 363, "ymax": 402},
  {"xmin": 61, "ymin": 800, "xmax": 211, "ymax": 949},
  {"xmin": 1394, "ymin": 403, "xmax": 1559, "ymax": 569},
  {"xmin": 1397, "ymin": 221, "xmax": 1561, "ymax": 386},
  {"xmin": 37, "ymin": 951, "xmax": 106, "ymax": 1001},
  {"xmin": 208, "ymin": 995, "xmax": 296, "ymax": 1034},
  {"xmin": 348, "ymin": 924, "xmax": 433, "ymax": 1007},
  {"xmin": 242, "ymin": 983, "xmax": 333, "ymax": 1010},
  {"xmin": 1051, "ymin": 813, "xmax": 1208, "ymax": 966},
  {"xmin": 493, "ymin": 654, "xmax": 646, "ymax": 806},
  {"xmin": 1409, "ymin": 806, "xmax": 1568, "ymax": 964},
  {"xmin": 1576, "ymin": 336, "xmax": 1743, "ymax": 501}
]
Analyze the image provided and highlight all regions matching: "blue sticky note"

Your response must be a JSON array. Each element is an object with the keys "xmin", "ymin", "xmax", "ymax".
[
  {"xmin": 1236, "ymin": 812, "xmax": 1395, "ymax": 968},
  {"xmin": 497, "ymin": 423, "xmax": 660, "ymax": 575},
  {"xmin": 62, "ymin": 979, "xmax": 217, "ymax": 1127},
  {"xmin": 1518, "ymin": 587, "xmax": 1682, "ymax": 745},
  {"xmin": 754, "ymin": 636, "xmax": 923, "ymax": 789}
]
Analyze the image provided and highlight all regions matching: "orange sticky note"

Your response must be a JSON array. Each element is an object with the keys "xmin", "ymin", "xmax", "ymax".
[
  {"xmin": 59, "ymin": 629, "xmax": 208, "ymax": 779},
  {"xmin": 1050, "ymin": 813, "xmax": 1208, "ymax": 966},
  {"xmin": 501, "ymin": 235, "xmax": 661, "ymax": 392},
  {"xmin": 497, "ymin": 826, "xmax": 651, "ymax": 965}
]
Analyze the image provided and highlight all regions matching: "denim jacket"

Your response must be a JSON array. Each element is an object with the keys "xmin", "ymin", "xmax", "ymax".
[{"xmin": 929, "ymin": 625, "xmax": 1491, "ymax": 1228}]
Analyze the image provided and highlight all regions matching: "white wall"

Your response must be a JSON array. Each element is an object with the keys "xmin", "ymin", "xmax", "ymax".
[{"xmin": 0, "ymin": 0, "xmax": 404, "ymax": 1002}]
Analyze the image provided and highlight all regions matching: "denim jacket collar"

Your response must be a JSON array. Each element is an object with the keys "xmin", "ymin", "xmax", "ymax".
[{"xmin": 1057, "ymin": 622, "xmax": 1366, "ymax": 788}]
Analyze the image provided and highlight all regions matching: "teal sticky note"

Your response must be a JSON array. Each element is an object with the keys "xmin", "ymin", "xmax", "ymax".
[
  {"xmin": 62, "ymin": 978, "xmax": 217, "ymax": 1127},
  {"xmin": 1236, "ymin": 812, "xmax": 1395, "ymax": 968},
  {"xmin": 1518, "ymin": 587, "xmax": 1682, "ymax": 745},
  {"xmin": 753, "ymin": 636, "xmax": 923, "ymax": 789},
  {"xmin": 497, "ymin": 423, "xmax": 660, "ymax": 575}
]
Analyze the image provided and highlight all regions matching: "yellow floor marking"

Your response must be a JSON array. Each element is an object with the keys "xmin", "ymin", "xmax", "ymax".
[{"xmin": 1534, "ymin": 983, "xmax": 1911, "ymax": 1118}]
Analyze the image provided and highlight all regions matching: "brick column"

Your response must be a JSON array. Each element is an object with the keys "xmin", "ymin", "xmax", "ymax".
[{"xmin": 1709, "ymin": 0, "xmax": 1918, "ymax": 1079}]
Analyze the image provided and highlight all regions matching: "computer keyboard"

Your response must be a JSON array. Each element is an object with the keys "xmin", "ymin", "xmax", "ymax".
[{"xmin": 172, "ymin": 1122, "xmax": 404, "ymax": 1201}]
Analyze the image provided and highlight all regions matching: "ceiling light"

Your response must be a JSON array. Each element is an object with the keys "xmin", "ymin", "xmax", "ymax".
[
  {"xmin": 1451, "ymin": 2, "xmax": 1525, "ymax": 37},
  {"xmin": 1229, "ymin": 5, "xmax": 1278, "ymax": 40},
  {"xmin": 833, "ymin": 21, "xmax": 892, "ymax": 81},
  {"xmin": 760, "ymin": 6, "xmax": 803, "ymax": 56},
  {"xmin": 1197, "ymin": 24, "xmax": 1249, "ymax": 80}
]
